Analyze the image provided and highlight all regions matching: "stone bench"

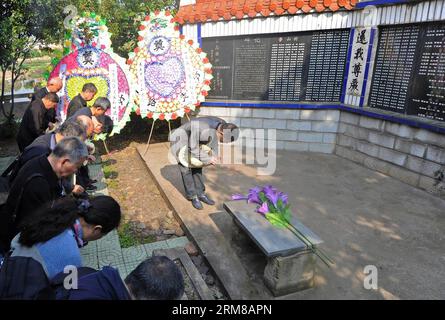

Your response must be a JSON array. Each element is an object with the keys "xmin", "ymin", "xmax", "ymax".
[{"xmin": 223, "ymin": 200, "xmax": 323, "ymax": 296}]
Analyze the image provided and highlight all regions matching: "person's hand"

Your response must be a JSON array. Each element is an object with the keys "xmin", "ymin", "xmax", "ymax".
[
  {"xmin": 88, "ymin": 155, "xmax": 96, "ymax": 163},
  {"xmin": 72, "ymin": 185, "xmax": 85, "ymax": 195},
  {"xmin": 209, "ymin": 156, "xmax": 218, "ymax": 165}
]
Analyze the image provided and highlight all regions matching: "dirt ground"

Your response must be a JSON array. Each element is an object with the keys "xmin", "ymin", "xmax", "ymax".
[
  {"xmin": 94, "ymin": 115, "xmax": 185, "ymax": 244},
  {"xmin": 101, "ymin": 142, "xmax": 184, "ymax": 243}
]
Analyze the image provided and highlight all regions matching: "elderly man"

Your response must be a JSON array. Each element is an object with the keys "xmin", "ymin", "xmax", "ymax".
[
  {"xmin": 71, "ymin": 97, "xmax": 110, "ymax": 119},
  {"xmin": 67, "ymin": 83, "xmax": 97, "ymax": 118},
  {"xmin": 16, "ymin": 92, "xmax": 59, "ymax": 152},
  {"xmin": 8, "ymin": 121, "xmax": 86, "ymax": 195},
  {"xmin": 170, "ymin": 116, "xmax": 239, "ymax": 210},
  {"xmin": 74, "ymin": 115, "xmax": 94, "ymax": 138},
  {"xmin": 32, "ymin": 77, "xmax": 63, "ymax": 101},
  {"xmin": 0, "ymin": 137, "xmax": 88, "ymax": 253},
  {"xmin": 68, "ymin": 105, "xmax": 112, "ymax": 191},
  {"xmin": 69, "ymin": 97, "xmax": 112, "ymax": 136},
  {"xmin": 32, "ymin": 77, "xmax": 63, "ymax": 125}
]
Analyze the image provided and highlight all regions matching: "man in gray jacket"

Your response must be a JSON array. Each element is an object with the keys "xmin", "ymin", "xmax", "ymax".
[{"xmin": 170, "ymin": 116, "xmax": 239, "ymax": 210}]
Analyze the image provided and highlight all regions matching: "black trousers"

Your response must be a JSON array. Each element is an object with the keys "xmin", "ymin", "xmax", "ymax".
[
  {"xmin": 178, "ymin": 164, "xmax": 205, "ymax": 200},
  {"xmin": 76, "ymin": 165, "xmax": 90, "ymax": 188}
]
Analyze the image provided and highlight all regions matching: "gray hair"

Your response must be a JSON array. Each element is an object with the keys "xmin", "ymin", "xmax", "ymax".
[
  {"xmin": 93, "ymin": 97, "xmax": 111, "ymax": 111},
  {"xmin": 75, "ymin": 115, "xmax": 93, "ymax": 133},
  {"xmin": 43, "ymin": 92, "xmax": 60, "ymax": 103},
  {"xmin": 56, "ymin": 121, "xmax": 86, "ymax": 140},
  {"xmin": 51, "ymin": 137, "xmax": 88, "ymax": 163}
]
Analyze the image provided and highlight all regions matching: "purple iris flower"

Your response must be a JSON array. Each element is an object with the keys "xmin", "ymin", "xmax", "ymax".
[
  {"xmin": 232, "ymin": 194, "xmax": 247, "ymax": 201},
  {"xmin": 248, "ymin": 186, "xmax": 261, "ymax": 195},
  {"xmin": 263, "ymin": 185, "xmax": 278, "ymax": 195},
  {"xmin": 256, "ymin": 202, "xmax": 269, "ymax": 215},
  {"xmin": 247, "ymin": 191, "xmax": 261, "ymax": 204},
  {"xmin": 265, "ymin": 190, "xmax": 280, "ymax": 208},
  {"xmin": 279, "ymin": 192, "xmax": 289, "ymax": 205}
]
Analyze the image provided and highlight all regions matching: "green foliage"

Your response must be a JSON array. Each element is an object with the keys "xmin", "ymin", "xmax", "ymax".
[
  {"xmin": 258, "ymin": 191, "xmax": 268, "ymax": 203},
  {"xmin": 96, "ymin": 0, "xmax": 178, "ymax": 56},
  {"xmin": 118, "ymin": 221, "xmax": 140, "ymax": 248},
  {"xmin": 118, "ymin": 220, "xmax": 156, "ymax": 248},
  {"xmin": 0, "ymin": 0, "xmax": 70, "ymax": 122},
  {"xmin": 103, "ymin": 164, "xmax": 117, "ymax": 179},
  {"xmin": 265, "ymin": 213, "xmax": 289, "ymax": 228}
]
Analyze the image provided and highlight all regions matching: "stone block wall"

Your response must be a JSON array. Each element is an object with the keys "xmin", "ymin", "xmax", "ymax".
[
  {"xmin": 197, "ymin": 106, "xmax": 445, "ymax": 196},
  {"xmin": 335, "ymin": 112, "xmax": 445, "ymax": 196},
  {"xmin": 198, "ymin": 107, "xmax": 340, "ymax": 154}
]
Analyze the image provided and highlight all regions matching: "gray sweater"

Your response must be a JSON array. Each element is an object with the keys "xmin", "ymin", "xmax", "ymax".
[{"xmin": 170, "ymin": 116, "xmax": 225, "ymax": 164}]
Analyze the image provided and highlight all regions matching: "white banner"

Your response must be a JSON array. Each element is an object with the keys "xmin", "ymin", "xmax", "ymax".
[
  {"xmin": 108, "ymin": 63, "xmax": 119, "ymax": 123},
  {"xmin": 346, "ymin": 28, "xmax": 371, "ymax": 97}
]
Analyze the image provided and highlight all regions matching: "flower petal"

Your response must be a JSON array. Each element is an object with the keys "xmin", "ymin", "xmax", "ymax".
[
  {"xmin": 279, "ymin": 192, "xmax": 289, "ymax": 205},
  {"xmin": 264, "ymin": 189, "xmax": 280, "ymax": 207},
  {"xmin": 231, "ymin": 194, "xmax": 247, "ymax": 200},
  {"xmin": 247, "ymin": 191, "xmax": 261, "ymax": 204},
  {"xmin": 248, "ymin": 186, "xmax": 261, "ymax": 195},
  {"xmin": 256, "ymin": 202, "xmax": 269, "ymax": 215}
]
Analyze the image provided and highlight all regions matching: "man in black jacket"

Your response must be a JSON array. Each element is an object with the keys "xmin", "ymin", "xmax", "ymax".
[
  {"xmin": 170, "ymin": 116, "xmax": 239, "ymax": 210},
  {"xmin": 68, "ymin": 98, "xmax": 112, "ymax": 190},
  {"xmin": 32, "ymin": 77, "xmax": 63, "ymax": 125},
  {"xmin": 69, "ymin": 97, "xmax": 111, "ymax": 136},
  {"xmin": 66, "ymin": 83, "xmax": 97, "ymax": 118},
  {"xmin": 0, "ymin": 137, "xmax": 88, "ymax": 254},
  {"xmin": 16, "ymin": 92, "xmax": 59, "ymax": 152},
  {"xmin": 70, "ymin": 96, "xmax": 110, "ymax": 119},
  {"xmin": 9, "ymin": 121, "xmax": 86, "ymax": 192}
]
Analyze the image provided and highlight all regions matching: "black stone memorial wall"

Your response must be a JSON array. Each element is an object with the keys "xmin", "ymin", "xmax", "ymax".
[
  {"xmin": 369, "ymin": 22, "xmax": 445, "ymax": 122},
  {"xmin": 202, "ymin": 29, "xmax": 350, "ymax": 102}
]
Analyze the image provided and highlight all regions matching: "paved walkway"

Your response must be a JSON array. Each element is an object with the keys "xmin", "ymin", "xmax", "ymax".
[
  {"xmin": 137, "ymin": 142, "xmax": 445, "ymax": 300},
  {"xmin": 0, "ymin": 157, "xmax": 14, "ymax": 173}
]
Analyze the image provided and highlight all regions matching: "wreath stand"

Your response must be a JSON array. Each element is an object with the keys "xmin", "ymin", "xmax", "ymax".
[{"xmin": 143, "ymin": 113, "xmax": 191, "ymax": 156}]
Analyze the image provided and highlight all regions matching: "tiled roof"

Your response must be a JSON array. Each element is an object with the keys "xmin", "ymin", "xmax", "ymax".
[{"xmin": 174, "ymin": 0, "xmax": 358, "ymax": 24}]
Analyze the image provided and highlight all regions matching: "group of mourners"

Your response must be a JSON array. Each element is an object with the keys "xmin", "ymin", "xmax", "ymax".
[{"xmin": 0, "ymin": 79, "xmax": 184, "ymax": 300}]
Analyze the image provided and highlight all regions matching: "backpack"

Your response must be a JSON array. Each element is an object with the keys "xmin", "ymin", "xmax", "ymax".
[
  {"xmin": 0, "ymin": 254, "xmax": 55, "ymax": 300},
  {"xmin": 0, "ymin": 173, "xmax": 44, "ymax": 254},
  {"xmin": 50, "ymin": 267, "xmax": 97, "ymax": 300},
  {"xmin": 50, "ymin": 266, "xmax": 131, "ymax": 300}
]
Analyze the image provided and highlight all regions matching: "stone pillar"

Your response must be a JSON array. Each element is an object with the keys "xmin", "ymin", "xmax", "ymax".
[{"xmin": 263, "ymin": 250, "xmax": 316, "ymax": 296}]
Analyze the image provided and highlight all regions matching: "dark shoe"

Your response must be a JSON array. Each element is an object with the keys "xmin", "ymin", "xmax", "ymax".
[
  {"xmin": 86, "ymin": 184, "xmax": 97, "ymax": 191},
  {"xmin": 73, "ymin": 191, "xmax": 89, "ymax": 199},
  {"xmin": 198, "ymin": 194, "xmax": 215, "ymax": 206},
  {"xmin": 85, "ymin": 179, "xmax": 97, "ymax": 186},
  {"xmin": 191, "ymin": 197, "xmax": 203, "ymax": 210}
]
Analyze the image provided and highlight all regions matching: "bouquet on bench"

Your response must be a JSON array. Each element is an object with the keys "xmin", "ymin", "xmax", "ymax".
[{"xmin": 232, "ymin": 185, "xmax": 334, "ymax": 267}]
